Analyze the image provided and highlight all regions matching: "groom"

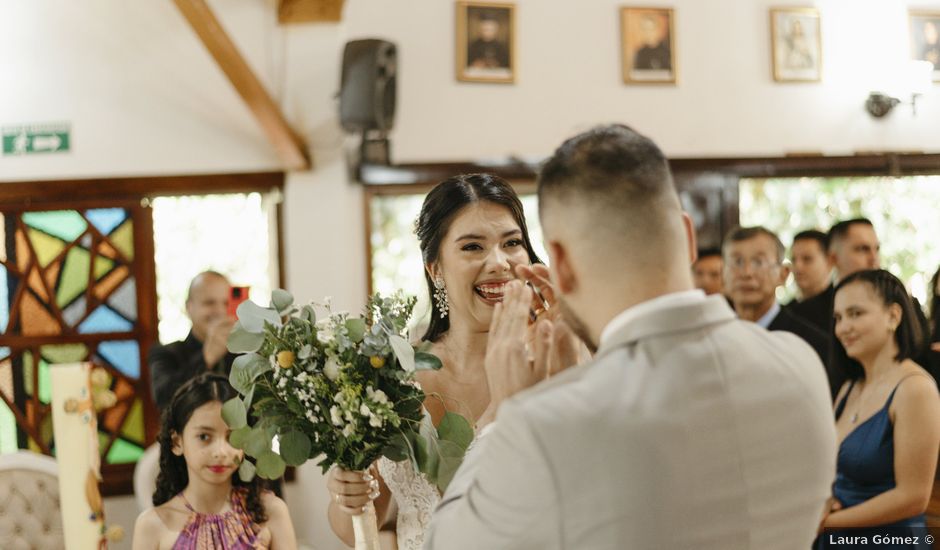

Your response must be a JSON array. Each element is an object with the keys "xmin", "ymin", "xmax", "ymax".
[{"xmin": 424, "ymin": 125, "xmax": 837, "ymax": 549}]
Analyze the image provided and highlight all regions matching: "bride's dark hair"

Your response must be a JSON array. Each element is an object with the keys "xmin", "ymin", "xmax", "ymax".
[
  {"xmin": 415, "ymin": 173, "xmax": 542, "ymax": 342},
  {"xmin": 152, "ymin": 372, "xmax": 267, "ymax": 523}
]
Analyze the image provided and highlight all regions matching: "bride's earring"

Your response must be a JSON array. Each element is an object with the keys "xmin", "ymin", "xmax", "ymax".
[{"xmin": 433, "ymin": 277, "xmax": 450, "ymax": 319}]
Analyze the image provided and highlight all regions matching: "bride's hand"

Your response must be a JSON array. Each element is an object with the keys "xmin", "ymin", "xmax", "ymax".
[
  {"xmin": 327, "ymin": 465, "xmax": 380, "ymax": 515},
  {"xmin": 516, "ymin": 264, "xmax": 591, "ymax": 368}
]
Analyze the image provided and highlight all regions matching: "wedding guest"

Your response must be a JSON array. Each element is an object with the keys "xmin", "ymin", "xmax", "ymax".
[
  {"xmin": 426, "ymin": 124, "xmax": 837, "ymax": 549},
  {"xmin": 723, "ymin": 226, "xmax": 829, "ymax": 367},
  {"xmin": 691, "ymin": 247, "xmax": 724, "ymax": 296},
  {"xmin": 149, "ymin": 271, "xmax": 237, "ymax": 409},
  {"xmin": 132, "ymin": 372, "xmax": 296, "ymax": 549},
  {"xmin": 925, "ymin": 265, "xmax": 940, "ymax": 384},
  {"xmin": 789, "ymin": 229, "xmax": 833, "ymax": 304},
  {"xmin": 325, "ymin": 174, "xmax": 574, "ymax": 550},
  {"xmin": 816, "ymin": 270, "xmax": 940, "ymax": 548}
]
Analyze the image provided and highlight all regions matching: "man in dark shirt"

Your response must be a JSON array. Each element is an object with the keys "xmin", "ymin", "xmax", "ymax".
[
  {"xmin": 723, "ymin": 227, "xmax": 830, "ymax": 369},
  {"xmin": 786, "ymin": 229, "xmax": 834, "ymax": 333},
  {"xmin": 149, "ymin": 271, "xmax": 237, "ymax": 409}
]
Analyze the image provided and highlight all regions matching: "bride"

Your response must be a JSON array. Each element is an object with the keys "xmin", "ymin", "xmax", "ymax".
[{"xmin": 326, "ymin": 173, "xmax": 552, "ymax": 549}]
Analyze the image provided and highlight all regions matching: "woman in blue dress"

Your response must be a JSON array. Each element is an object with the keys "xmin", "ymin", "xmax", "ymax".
[{"xmin": 817, "ymin": 269, "xmax": 940, "ymax": 549}]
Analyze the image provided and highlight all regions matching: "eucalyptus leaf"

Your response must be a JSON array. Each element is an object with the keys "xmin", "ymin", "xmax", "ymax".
[
  {"xmin": 243, "ymin": 385, "xmax": 256, "ymax": 410},
  {"xmin": 437, "ymin": 411, "xmax": 474, "ymax": 450},
  {"xmin": 270, "ymin": 289, "xmax": 294, "ymax": 313},
  {"xmin": 229, "ymin": 426, "xmax": 251, "ymax": 449},
  {"xmin": 221, "ymin": 398, "xmax": 247, "ymax": 430},
  {"xmin": 435, "ymin": 439, "xmax": 466, "ymax": 493},
  {"xmin": 381, "ymin": 432, "xmax": 411, "ymax": 462},
  {"xmin": 414, "ymin": 351, "xmax": 443, "ymax": 371},
  {"xmin": 230, "ymin": 353, "xmax": 271, "ymax": 394},
  {"xmin": 279, "ymin": 430, "xmax": 312, "ymax": 466},
  {"xmin": 244, "ymin": 426, "xmax": 272, "ymax": 458},
  {"xmin": 389, "ymin": 334, "xmax": 415, "ymax": 372},
  {"xmin": 256, "ymin": 451, "xmax": 286, "ymax": 479},
  {"xmin": 227, "ymin": 323, "xmax": 265, "ymax": 353},
  {"xmin": 236, "ymin": 300, "xmax": 282, "ymax": 332},
  {"xmin": 238, "ymin": 458, "xmax": 257, "ymax": 482},
  {"xmin": 300, "ymin": 304, "xmax": 316, "ymax": 324},
  {"xmin": 414, "ymin": 413, "xmax": 440, "ymax": 483},
  {"xmin": 345, "ymin": 318, "xmax": 366, "ymax": 343}
]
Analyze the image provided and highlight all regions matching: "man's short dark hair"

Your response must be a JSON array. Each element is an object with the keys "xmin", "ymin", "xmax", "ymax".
[
  {"xmin": 696, "ymin": 247, "xmax": 722, "ymax": 262},
  {"xmin": 792, "ymin": 229, "xmax": 828, "ymax": 254},
  {"xmin": 826, "ymin": 218, "xmax": 873, "ymax": 251},
  {"xmin": 537, "ymin": 124, "xmax": 675, "ymax": 224},
  {"xmin": 722, "ymin": 226, "xmax": 785, "ymax": 263}
]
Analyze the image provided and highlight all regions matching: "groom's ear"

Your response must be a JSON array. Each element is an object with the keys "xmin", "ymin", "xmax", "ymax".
[
  {"xmin": 681, "ymin": 212, "xmax": 697, "ymax": 265},
  {"xmin": 549, "ymin": 241, "xmax": 577, "ymax": 295}
]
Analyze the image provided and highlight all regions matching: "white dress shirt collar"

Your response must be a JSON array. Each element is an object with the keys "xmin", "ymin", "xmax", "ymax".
[
  {"xmin": 755, "ymin": 301, "xmax": 781, "ymax": 329},
  {"xmin": 599, "ymin": 289, "xmax": 707, "ymax": 348}
]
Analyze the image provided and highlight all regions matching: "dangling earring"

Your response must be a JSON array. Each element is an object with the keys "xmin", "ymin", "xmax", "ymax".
[{"xmin": 433, "ymin": 277, "xmax": 450, "ymax": 319}]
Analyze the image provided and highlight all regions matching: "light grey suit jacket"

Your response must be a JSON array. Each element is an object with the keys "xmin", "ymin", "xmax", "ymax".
[{"xmin": 425, "ymin": 295, "xmax": 837, "ymax": 549}]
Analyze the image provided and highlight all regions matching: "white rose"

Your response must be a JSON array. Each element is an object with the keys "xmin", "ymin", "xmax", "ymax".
[
  {"xmin": 342, "ymin": 424, "xmax": 356, "ymax": 437},
  {"xmin": 330, "ymin": 406, "xmax": 343, "ymax": 426},
  {"xmin": 369, "ymin": 415, "xmax": 383, "ymax": 428},
  {"xmin": 372, "ymin": 389, "xmax": 389, "ymax": 404},
  {"xmin": 324, "ymin": 358, "xmax": 340, "ymax": 381},
  {"xmin": 359, "ymin": 404, "xmax": 371, "ymax": 417}
]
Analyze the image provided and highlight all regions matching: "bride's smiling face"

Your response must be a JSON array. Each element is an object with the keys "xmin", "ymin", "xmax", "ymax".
[{"xmin": 430, "ymin": 201, "xmax": 531, "ymax": 332}]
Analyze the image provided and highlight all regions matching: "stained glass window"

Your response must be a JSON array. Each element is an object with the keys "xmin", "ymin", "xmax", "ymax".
[{"xmin": 0, "ymin": 207, "xmax": 149, "ymax": 465}]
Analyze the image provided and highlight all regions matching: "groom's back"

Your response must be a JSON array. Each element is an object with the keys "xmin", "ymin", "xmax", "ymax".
[{"xmin": 519, "ymin": 311, "xmax": 837, "ymax": 549}]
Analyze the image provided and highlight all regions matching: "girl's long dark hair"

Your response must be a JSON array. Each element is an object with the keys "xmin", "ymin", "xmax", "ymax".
[
  {"xmin": 831, "ymin": 269, "xmax": 923, "ymax": 381},
  {"xmin": 415, "ymin": 173, "xmax": 542, "ymax": 342},
  {"xmin": 152, "ymin": 372, "xmax": 267, "ymax": 523},
  {"xmin": 929, "ymin": 265, "xmax": 940, "ymax": 343}
]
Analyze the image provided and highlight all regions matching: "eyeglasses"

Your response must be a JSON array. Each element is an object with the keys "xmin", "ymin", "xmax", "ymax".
[{"xmin": 728, "ymin": 257, "xmax": 781, "ymax": 272}]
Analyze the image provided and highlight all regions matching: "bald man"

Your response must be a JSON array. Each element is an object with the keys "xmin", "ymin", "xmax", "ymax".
[{"xmin": 148, "ymin": 271, "xmax": 237, "ymax": 409}]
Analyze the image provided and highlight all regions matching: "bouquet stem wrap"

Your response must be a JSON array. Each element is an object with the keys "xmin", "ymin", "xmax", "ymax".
[{"xmin": 351, "ymin": 502, "xmax": 380, "ymax": 550}]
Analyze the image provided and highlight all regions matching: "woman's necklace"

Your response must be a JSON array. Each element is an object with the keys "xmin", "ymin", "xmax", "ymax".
[{"xmin": 849, "ymin": 373, "xmax": 891, "ymax": 423}]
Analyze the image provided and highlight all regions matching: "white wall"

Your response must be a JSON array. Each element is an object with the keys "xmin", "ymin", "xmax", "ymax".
[{"xmin": 2, "ymin": 0, "xmax": 940, "ymax": 548}]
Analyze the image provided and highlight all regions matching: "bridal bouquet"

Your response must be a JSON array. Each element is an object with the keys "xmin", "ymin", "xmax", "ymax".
[{"xmin": 221, "ymin": 290, "xmax": 473, "ymax": 549}]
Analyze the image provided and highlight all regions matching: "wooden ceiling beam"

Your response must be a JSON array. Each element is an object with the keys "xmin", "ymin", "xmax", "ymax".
[{"xmin": 173, "ymin": 0, "xmax": 312, "ymax": 171}]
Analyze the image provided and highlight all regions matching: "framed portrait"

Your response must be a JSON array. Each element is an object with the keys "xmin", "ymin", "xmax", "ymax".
[
  {"xmin": 770, "ymin": 7, "xmax": 822, "ymax": 82},
  {"xmin": 620, "ymin": 7, "xmax": 677, "ymax": 85},
  {"xmin": 456, "ymin": 2, "xmax": 515, "ymax": 84},
  {"xmin": 909, "ymin": 11, "xmax": 940, "ymax": 82}
]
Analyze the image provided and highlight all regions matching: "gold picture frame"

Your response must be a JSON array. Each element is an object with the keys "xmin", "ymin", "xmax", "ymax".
[
  {"xmin": 620, "ymin": 7, "xmax": 677, "ymax": 85},
  {"xmin": 456, "ymin": 2, "xmax": 516, "ymax": 84},
  {"xmin": 770, "ymin": 7, "xmax": 822, "ymax": 82},
  {"xmin": 909, "ymin": 10, "xmax": 940, "ymax": 82}
]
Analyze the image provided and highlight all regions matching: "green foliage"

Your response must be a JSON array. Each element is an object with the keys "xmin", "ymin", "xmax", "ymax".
[
  {"xmin": 221, "ymin": 398, "xmax": 247, "ymax": 430},
  {"xmin": 225, "ymin": 290, "xmax": 473, "ymax": 491}
]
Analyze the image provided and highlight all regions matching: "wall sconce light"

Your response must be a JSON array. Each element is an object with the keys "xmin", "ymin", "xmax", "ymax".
[{"xmin": 865, "ymin": 60, "xmax": 934, "ymax": 118}]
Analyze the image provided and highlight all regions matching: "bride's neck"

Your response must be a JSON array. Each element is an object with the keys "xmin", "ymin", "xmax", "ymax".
[{"xmin": 437, "ymin": 324, "xmax": 488, "ymax": 376}]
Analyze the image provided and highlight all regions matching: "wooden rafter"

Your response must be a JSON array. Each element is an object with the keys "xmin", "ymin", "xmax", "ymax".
[{"xmin": 172, "ymin": 0, "xmax": 312, "ymax": 171}]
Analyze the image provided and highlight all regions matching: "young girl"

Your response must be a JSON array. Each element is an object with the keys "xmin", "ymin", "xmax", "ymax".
[{"xmin": 133, "ymin": 372, "xmax": 297, "ymax": 549}]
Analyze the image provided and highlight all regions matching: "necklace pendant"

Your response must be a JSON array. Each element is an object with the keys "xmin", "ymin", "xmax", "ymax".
[{"xmin": 850, "ymin": 412, "xmax": 859, "ymax": 423}]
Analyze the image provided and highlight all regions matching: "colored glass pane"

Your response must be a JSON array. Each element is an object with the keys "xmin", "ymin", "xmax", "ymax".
[
  {"xmin": 110, "ymin": 220, "xmax": 134, "ymax": 261},
  {"xmin": 20, "ymin": 292, "xmax": 59, "ymax": 336},
  {"xmin": 80, "ymin": 234, "xmax": 92, "ymax": 248},
  {"xmin": 0, "ymin": 347, "xmax": 8, "ymax": 361},
  {"xmin": 0, "ymin": 357, "xmax": 12, "ymax": 401},
  {"xmin": 0, "ymin": 214, "xmax": 5, "ymax": 263},
  {"xmin": 39, "ymin": 343, "xmax": 88, "ymax": 364},
  {"xmin": 37, "ymin": 360, "xmax": 51, "ymax": 404},
  {"xmin": 102, "ymin": 400, "xmax": 128, "ymax": 433},
  {"xmin": 120, "ymin": 399, "xmax": 145, "ymax": 445},
  {"xmin": 98, "ymin": 431, "xmax": 108, "ymax": 453},
  {"xmin": 97, "ymin": 340, "xmax": 140, "ymax": 378},
  {"xmin": 0, "ymin": 263, "xmax": 8, "ymax": 333},
  {"xmin": 15, "ymin": 228, "xmax": 29, "ymax": 272},
  {"xmin": 22, "ymin": 211, "xmax": 87, "ymax": 241},
  {"xmin": 107, "ymin": 278, "xmax": 137, "ymax": 321},
  {"xmin": 98, "ymin": 241, "xmax": 120, "ymax": 260},
  {"xmin": 0, "ymin": 399, "xmax": 15, "ymax": 453},
  {"xmin": 94, "ymin": 265, "xmax": 128, "ymax": 301},
  {"xmin": 26, "ymin": 266, "xmax": 49, "ymax": 302},
  {"xmin": 86, "ymin": 209, "xmax": 127, "ymax": 236},
  {"xmin": 94, "ymin": 254, "xmax": 115, "ymax": 280},
  {"xmin": 106, "ymin": 437, "xmax": 143, "ymax": 464},
  {"xmin": 61, "ymin": 295, "xmax": 87, "ymax": 328},
  {"xmin": 78, "ymin": 305, "xmax": 133, "ymax": 334},
  {"xmin": 56, "ymin": 247, "xmax": 91, "ymax": 307},
  {"xmin": 112, "ymin": 376, "xmax": 134, "ymax": 401},
  {"xmin": 22, "ymin": 351, "xmax": 34, "ymax": 397},
  {"xmin": 26, "ymin": 228, "xmax": 66, "ymax": 268},
  {"xmin": 43, "ymin": 258, "xmax": 61, "ymax": 292}
]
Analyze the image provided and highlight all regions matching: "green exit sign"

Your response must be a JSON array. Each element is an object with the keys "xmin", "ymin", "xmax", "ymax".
[{"xmin": 2, "ymin": 123, "xmax": 70, "ymax": 155}]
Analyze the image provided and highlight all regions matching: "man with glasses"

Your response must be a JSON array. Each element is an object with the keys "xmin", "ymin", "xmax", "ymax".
[{"xmin": 724, "ymin": 226, "xmax": 829, "ymax": 370}]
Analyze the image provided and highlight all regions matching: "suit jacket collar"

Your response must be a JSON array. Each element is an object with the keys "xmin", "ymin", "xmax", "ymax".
[{"xmin": 594, "ymin": 294, "xmax": 737, "ymax": 361}]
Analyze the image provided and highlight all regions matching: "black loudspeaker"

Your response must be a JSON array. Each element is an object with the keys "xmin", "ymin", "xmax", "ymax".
[{"xmin": 339, "ymin": 39, "xmax": 397, "ymax": 132}]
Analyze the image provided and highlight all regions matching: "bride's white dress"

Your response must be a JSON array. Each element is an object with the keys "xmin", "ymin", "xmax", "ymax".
[{"xmin": 376, "ymin": 456, "xmax": 440, "ymax": 550}]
